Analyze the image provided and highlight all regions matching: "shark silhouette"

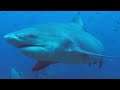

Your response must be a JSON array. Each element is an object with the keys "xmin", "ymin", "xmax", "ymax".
[
  {"xmin": 10, "ymin": 68, "xmax": 21, "ymax": 79},
  {"xmin": 4, "ymin": 11, "xmax": 120, "ymax": 71}
]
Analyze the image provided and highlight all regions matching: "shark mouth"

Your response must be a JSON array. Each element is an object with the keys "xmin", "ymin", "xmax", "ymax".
[{"xmin": 18, "ymin": 44, "xmax": 44, "ymax": 48}]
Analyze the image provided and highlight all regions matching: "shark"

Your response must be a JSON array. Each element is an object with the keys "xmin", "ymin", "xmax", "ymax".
[
  {"xmin": 10, "ymin": 68, "xmax": 21, "ymax": 79},
  {"xmin": 10, "ymin": 68, "xmax": 41, "ymax": 79},
  {"xmin": 4, "ymin": 11, "xmax": 120, "ymax": 72}
]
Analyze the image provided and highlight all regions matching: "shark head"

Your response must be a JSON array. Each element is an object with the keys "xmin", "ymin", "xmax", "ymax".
[
  {"xmin": 4, "ymin": 24, "xmax": 68, "ymax": 61},
  {"xmin": 4, "ymin": 12, "xmax": 84, "ymax": 63}
]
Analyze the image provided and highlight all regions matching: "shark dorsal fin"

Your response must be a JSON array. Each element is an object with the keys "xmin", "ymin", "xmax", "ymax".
[{"xmin": 72, "ymin": 11, "xmax": 84, "ymax": 29}]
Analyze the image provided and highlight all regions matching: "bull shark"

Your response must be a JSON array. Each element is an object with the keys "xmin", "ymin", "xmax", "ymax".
[
  {"xmin": 10, "ymin": 68, "xmax": 21, "ymax": 79},
  {"xmin": 10, "ymin": 68, "xmax": 45, "ymax": 79},
  {"xmin": 4, "ymin": 11, "xmax": 120, "ymax": 72}
]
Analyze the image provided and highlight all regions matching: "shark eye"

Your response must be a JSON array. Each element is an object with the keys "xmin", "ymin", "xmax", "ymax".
[
  {"xmin": 27, "ymin": 34, "xmax": 37, "ymax": 38},
  {"xmin": 15, "ymin": 35, "xmax": 24, "ymax": 39}
]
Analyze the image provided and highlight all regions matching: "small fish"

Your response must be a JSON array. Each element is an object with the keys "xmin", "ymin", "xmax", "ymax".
[
  {"xmin": 111, "ymin": 27, "xmax": 119, "ymax": 32},
  {"xmin": 95, "ymin": 12, "xmax": 102, "ymax": 14},
  {"xmin": 112, "ymin": 18, "xmax": 120, "ymax": 25}
]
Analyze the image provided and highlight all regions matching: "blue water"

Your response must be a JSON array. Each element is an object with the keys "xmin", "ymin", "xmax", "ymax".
[{"xmin": 1, "ymin": 11, "xmax": 120, "ymax": 79}]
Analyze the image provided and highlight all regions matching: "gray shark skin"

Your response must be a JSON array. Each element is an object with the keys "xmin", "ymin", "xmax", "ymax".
[{"xmin": 4, "ymin": 12, "xmax": 120, "ymax": 71}]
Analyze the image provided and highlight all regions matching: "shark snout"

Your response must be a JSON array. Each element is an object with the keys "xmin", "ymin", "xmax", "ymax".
[
  {"xmin": 4, "ymin": 34, "xmax": 23, "ymax": 48},
  {"xmin": 4, "ymin": 34, "xmax": 19, "ymax": 42}
]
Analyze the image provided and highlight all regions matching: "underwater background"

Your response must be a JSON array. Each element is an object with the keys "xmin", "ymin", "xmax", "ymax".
[{"xmin": 1, "ymin": 11, "xmax": 120, "ymax": 79}]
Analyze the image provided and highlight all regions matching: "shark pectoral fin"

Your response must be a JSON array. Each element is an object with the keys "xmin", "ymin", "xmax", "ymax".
[
  {"xmin": 32, "ymin": 61, "xmax": 58, "ymax": 71},
  {"xmin": 76, "ymin": 48, "xmax": 120, "ymax": 60}
]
